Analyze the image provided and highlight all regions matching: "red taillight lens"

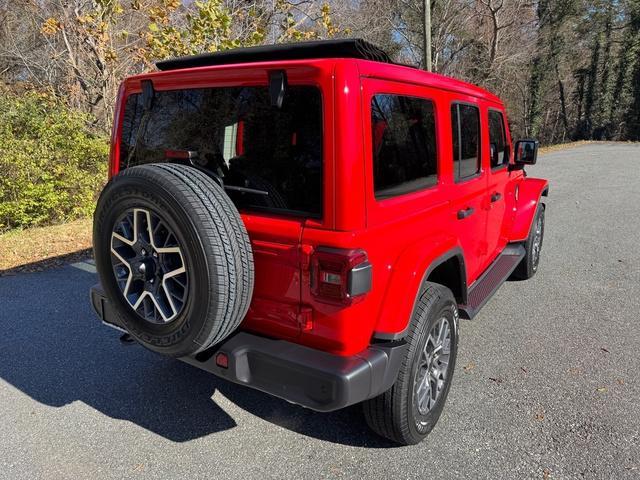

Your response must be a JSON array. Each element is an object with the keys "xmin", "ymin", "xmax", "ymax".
[{"xmin": 311, "ymin": 248, "xmax": 372, "ymax": 305}]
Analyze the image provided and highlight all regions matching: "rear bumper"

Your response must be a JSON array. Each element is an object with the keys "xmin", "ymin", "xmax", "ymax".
[{"xmin": 90, "ymin": 284, "xmax": 406, "ymax": 412}]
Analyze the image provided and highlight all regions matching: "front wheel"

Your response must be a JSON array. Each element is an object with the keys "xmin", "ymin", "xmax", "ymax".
[
  {"xmin": 512, "ymin": 203, "xmax": 545, "ymax": 280},
  {"xmin": 363, "ymin": 283, "xmax": 459, "ymax": 445}
]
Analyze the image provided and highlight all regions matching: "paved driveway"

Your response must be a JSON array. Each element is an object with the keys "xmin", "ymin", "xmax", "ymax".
[{"xmin": 1, "ymin": 143, "xmax": 639, "ymax": 479}]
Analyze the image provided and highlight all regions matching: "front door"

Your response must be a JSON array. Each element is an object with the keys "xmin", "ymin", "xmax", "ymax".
[{"xmin": 485, "ymin": 108, "xmax": 511, "ymax": 264}]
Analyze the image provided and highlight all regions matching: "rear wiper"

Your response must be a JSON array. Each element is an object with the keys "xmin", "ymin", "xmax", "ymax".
[{"xmin": 223, "ymin": 185, "xmax": 269, "ymax": 196}]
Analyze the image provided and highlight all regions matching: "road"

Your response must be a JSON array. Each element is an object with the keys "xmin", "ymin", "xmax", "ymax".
[{"xmin": 1, "ymin": 143, "xmax": 639, "ymax": 479}]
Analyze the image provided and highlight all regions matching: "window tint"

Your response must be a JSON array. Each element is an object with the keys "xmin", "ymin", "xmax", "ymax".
[
  {"xmin": 120, "ymin": 86, "xmax": 323, "ymax": 217},
  {"xmin": 451, "ymin": 103, "xmax": 480, "ymax": 180},
  {"xmin": 489, "ymin": 110, "xmax": 509, "ymax": 168},
  {"xmin": 371, "ymin": 95, "xmax": 438, "ymax": 199}
]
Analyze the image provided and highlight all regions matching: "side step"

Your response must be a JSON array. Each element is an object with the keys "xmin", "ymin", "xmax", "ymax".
[{"xmin": 458, "ymin": 244, "xmax": 525, "ymax": 319}]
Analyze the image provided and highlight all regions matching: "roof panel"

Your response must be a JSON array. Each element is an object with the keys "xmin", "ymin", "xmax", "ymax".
[{"xmin": 156, "ymin": 39, "xmax": 391, "ymax": 71}]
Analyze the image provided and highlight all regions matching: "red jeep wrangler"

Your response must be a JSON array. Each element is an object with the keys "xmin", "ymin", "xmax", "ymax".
[{"xmin": 90, "ymin": 39, "xmax": 548, "ymax": 445}]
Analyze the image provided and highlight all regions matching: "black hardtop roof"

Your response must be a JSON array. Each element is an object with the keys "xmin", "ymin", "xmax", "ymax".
[{"xmin": 155, "ymin": 38, "xmax": 392, "ymax": 71}]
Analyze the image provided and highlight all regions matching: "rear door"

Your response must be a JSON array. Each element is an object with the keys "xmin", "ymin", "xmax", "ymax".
[
  {"xmin": 485, "ymin": 108, "xmax": 512, "ymax": 263},
  {"xmin": 449, "ymin": 101, "xmax": 490, "ymax": 282},
  {"xmin": 240, "ymin": 215, "xmax": 303, "ymax": 339},
  {"xmin": 117, "ymin": 66, "xmax": 329, "ymax": 341},
  {"xmin": 225, "ymin": 83, "xmax": 325, "ymax": 340}
]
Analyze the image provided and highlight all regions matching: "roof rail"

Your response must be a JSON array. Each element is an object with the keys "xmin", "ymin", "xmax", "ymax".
[{"xmin": 155, "ymin": 38, "xmax": 392, "ymax": 71}]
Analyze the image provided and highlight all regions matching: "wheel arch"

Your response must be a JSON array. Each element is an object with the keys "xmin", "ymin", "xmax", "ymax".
[
  {"xmin": 510, "ymin": 177, "xmax": 549, "ymax": 243},
  {"xmin": 424, "ymin": 250, "xmax": 467, "ymax": 305},
  {"xmin": 373, "ymin": 245, "xmax": 467, "ymax": 341}
]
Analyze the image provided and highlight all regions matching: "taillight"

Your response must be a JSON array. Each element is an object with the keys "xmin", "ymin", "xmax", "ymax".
[{"xmin": 311, "ymin": 248, "xmax": 372, "ymax": 305}]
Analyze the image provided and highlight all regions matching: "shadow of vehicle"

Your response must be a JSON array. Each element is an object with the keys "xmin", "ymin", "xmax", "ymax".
[{"xmin": 0, "ymin": 261, "xmax": 396, "ymax": 447}]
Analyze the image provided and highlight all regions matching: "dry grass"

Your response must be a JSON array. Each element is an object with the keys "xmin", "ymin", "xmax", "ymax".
[
  {"xmin": 539, "ymin": 140, "xmax": 595, "ymax": 155},
  {"xmin": 539, "ymin": 140, "xmax": 639, "ymax": 155},
  {"xmin": 0, "ymin": 218, "xmax": 92, "ymax": 275}
]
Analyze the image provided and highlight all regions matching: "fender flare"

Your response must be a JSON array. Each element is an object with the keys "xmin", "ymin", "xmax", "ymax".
[
  {"xmin": 510, "ymin": 177, "xmax": 549, "ymax": 242},
  {"xmin": 373, "ymin": 244, "xmax": 467, "ymax": 341}
]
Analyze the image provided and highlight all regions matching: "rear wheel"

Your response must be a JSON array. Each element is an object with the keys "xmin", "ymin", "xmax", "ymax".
[
  {"xmin": 363, "ymin": 283, "xmax": 459, "ymax": 445},
  {"xmin": 94, "ymin": 163, "xmax": 254, "ymax": 357}
]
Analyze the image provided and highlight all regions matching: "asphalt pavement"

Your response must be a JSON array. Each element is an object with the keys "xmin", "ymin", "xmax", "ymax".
[{"xmin": 1, "ymin": 143, "xmax": 639, "ymax": 479}]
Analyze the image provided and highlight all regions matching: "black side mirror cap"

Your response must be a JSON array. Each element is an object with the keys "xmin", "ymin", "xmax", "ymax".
[{"xmin": 514, "ymin": 139, "xmax": 539, "ymax": 166}]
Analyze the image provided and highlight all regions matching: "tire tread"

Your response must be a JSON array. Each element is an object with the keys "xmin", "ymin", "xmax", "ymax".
[{"xmin": 363, "ymin": 283, "xmax": 457, "ymax": 445}]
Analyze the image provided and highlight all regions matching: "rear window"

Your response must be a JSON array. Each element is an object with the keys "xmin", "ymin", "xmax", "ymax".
[
  {"xmin": 371, "ymin": 94, "xmax": 438, "ymax": 199},
  {"xmin": 120, "ymin": 85, "xmax": 323, "ymax": 218}
]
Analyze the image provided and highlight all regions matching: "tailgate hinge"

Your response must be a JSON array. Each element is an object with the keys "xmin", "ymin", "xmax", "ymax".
[{"xmin": 297, "ymin": 306, "xmax": 313, "ymax": 331}]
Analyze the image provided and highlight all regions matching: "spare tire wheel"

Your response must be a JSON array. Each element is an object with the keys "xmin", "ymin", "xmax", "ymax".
[{"xmin": 93, "ymin": 163, "xmax": 254, "ymax": 357}]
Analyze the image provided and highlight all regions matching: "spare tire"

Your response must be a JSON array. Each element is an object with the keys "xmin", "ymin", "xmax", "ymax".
[{"xmin": 93, "ymin": 163, "xmax": 254, "ymax": 357}]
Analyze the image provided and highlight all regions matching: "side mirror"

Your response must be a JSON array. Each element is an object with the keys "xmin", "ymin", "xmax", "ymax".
[{"xmin": 514, "ymin": 139, "xmax": 539, "ymax": 165}]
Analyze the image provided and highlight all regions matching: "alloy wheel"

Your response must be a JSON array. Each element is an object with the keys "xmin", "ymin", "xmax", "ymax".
[
  {"xmin": 414, "ymin": 317, "xmax": 452, "ymax": 415},
  {"xmin": 110, "ymin": 208, "xmax": 188, "ymax": 323},
  {"xmin": 531, "ymin": 213, "xmax": 544, "ymax": 270}
]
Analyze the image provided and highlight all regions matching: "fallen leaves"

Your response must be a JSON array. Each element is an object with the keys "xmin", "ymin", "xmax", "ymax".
[
  {"xmin": 0, "ymin": 218, "xmax": 93, "ymax": 274},
  {"xmin": 463, "ymin": 362, "xmax": 476, "ymax": 373}
]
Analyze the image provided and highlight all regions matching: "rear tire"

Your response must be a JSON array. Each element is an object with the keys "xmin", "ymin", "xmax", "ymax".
[
  {"xmin": 93, "ymin": 163, "xmax": 254, "ymax": 357},
  {"xmin": 363, "ymin": 283, "xmax": 459, "ymax": 445},
  {"xmin": 512, "ymin": 203, "xmax": 545, "ymax": 280}
]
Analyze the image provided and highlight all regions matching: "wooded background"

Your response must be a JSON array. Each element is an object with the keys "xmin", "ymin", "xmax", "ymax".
[
  {"xmin": 2, "ymin": 0, "xmax": 640, "ymax": 143},
  {"xmin": 1, "ymin": 0, "xmax": 639, "ymax": 232}
]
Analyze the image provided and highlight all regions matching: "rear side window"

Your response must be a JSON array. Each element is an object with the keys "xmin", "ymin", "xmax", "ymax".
[
  {"xmin": 489, "ymin": 110, "xmax": 509, "ymax": 168},
  {"xmin": 371, "ymin": 95, "xmax": 438, "ymax": 199},
  {"xmin": 120, "ymin": 85, "xmax": 323, "ymax": 218},
  {"xmin": 451, "ymin": 103, "xmax": 480, "ymax": 181}
]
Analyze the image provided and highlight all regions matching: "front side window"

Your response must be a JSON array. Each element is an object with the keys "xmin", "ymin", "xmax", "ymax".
[
  {"xmin": 489, "ymin": 110, "xmax": 509, "ymax": 168},
  {"xmin": 120, "ymin": 85, "xmax": 323, "ymax": 217},
  {"xmin": 451, "ymin": 103, "xmax": 480, "ymax": 181},
  {"xmin": 371, "ymin": 94, "xmax": 438, "ymax": 199}
]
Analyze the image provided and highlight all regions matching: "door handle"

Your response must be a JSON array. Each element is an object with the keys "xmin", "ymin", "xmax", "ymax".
[
  {"xmin": 490, "ymin": 192, "xmax": 502, "ymax": 203},
  {"xmin": 457, "ymin": 207, "xmax": 475, "ymax": 220}
]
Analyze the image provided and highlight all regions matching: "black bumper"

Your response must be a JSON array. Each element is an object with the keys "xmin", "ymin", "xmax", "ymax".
[{"xmin": 90, "ymin": 284, "xmax": 406, "ymax": 412}]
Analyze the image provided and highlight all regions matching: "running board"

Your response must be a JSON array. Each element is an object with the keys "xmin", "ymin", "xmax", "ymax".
[{"xmin": 458, "ymin": 244, "xmax": 525, "ymax": 320}]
